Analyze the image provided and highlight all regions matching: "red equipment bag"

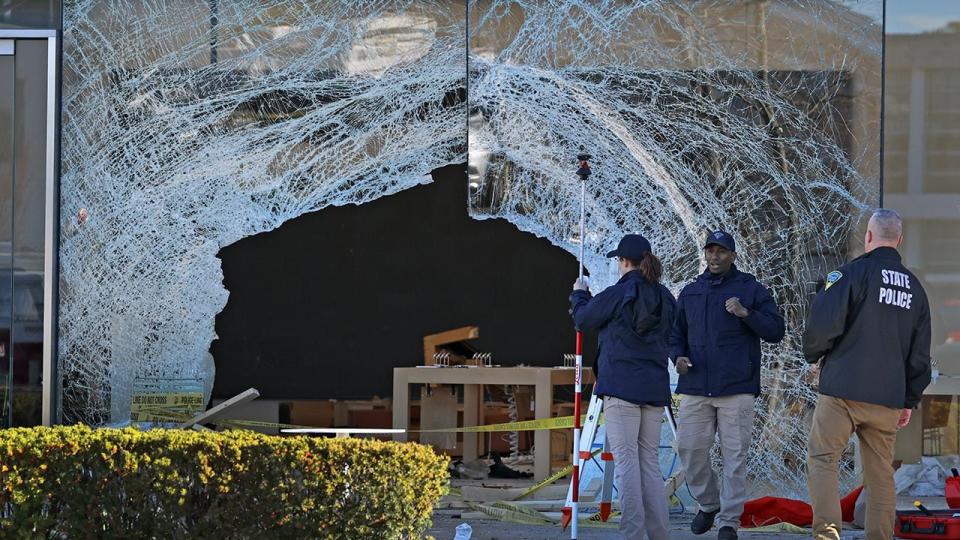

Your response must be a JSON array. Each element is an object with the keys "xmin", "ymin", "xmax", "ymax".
[
  {"xmin": 946, "ymin": 468, "xmax": 960, "ymax": 510},
  {"xmin": 896, "ymin": 510, "xmax": 960, "ymax": 539}
]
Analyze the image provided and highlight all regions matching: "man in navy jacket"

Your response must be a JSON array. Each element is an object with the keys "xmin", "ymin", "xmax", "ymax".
[{"xmin": 670, "ymin": 230, "xmax": 785, "ymax": 540}]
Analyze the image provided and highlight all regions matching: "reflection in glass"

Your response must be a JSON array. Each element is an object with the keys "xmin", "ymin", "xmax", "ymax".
[
  {"xmin": 885, "ymin": 2, "xmax": 960, "ymax": 458},
  {"xmin": 923, "ymin": 395, "xmax": 960, "ymax": 456},
  {"xmin": 12, "ymin": 39, "xmax": 47, "ymax": 426},
  {"xmin": 0, "ymin": 53, "xmax": 12, "ymax": 427},
  {"xmin": 60, "ymin": 0, "xmax": 466, "ymax": 424},
  {"xmin": 468, "ymin": 0, "xmax": 882, "ymax": 496},
  {"xmin": 0, "ymin": 0, "xmax": 61, "ymax": 30}
]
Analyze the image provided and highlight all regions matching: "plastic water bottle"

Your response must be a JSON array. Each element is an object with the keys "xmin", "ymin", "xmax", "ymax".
[{"xmin": 453, "ymin": 523, "xmax": 472, "ymax": 540}]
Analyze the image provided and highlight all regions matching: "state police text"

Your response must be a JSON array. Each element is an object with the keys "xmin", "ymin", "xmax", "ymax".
[{"xmin": 879, "ymin": 269, "xmax": 912, "ymax": 309}]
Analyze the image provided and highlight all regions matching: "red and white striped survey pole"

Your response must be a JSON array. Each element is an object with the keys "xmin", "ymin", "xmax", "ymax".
[{"xmin": 571, "ymin": 154, "xmax": 591, "ymax": 539}]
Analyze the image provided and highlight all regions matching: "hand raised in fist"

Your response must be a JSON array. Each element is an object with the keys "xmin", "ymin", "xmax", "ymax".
[{"xmin": 726, "ymin": 297, "xmax": 750, "ymax": 318}]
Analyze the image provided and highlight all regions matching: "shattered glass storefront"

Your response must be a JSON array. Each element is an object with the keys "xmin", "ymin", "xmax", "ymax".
[
  {"xmin": 57, "ymin": 0, "xmax": 467, "ymax": 426},
  {"xmin": 467, "ymin": 0, "xmax": 881, "ymax": 496},
  {"xmin": 13, "ymin": 0, "xmax": 959, "ymax": 496}
]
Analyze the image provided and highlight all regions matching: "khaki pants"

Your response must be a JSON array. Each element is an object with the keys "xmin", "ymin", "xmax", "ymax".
[
  {"xmin": 807, "ymin": 394, "xmax": 900, "ymax": 540},
  {"xmin": 676, "ymin": 394, "xmax": 755, "ymax": 530},
  {"xmin": 604, "ymin": 397, "xmax": 670, "ymax": 540}
]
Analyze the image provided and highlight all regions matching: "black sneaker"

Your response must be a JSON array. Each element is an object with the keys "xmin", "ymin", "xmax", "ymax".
[
  {"xmin": 717, "ymin": 526, "xmax": 738, "ymax": 540},
  {"xmin": 690, "ymin": 509, "xmax": 719, "ymax": 534}
]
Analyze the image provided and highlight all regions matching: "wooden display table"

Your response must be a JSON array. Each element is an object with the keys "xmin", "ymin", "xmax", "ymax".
[{"xmin": 392, "ymin": 366, "xmax": 594, "ymax": 480}]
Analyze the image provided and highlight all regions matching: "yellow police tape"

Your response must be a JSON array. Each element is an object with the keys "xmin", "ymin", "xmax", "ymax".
[
  {"xmin": 746, "ymin": 523, "xmax": 809, "ymax": 533},
  {"xmin": 469, "ymin": 498, "xmax": 688, "ymax": 529},
  {"xmin": 131, "ymin": 407, "xmax": 604, "ymax": 434},
  {"xmin": 466, "ymin": 501, "xmax": 620, "ymax": 529},
  {"xmin": 127, "ymin": 408, "xmax": 190, "ymax": 422},
  {"xmin": 466, "ymin": 501, "xmax": 556, "ymax": 525},
  {"xmin": 511, "ymin": 448, "xmax": 602, "ymax": 500},
  {"xmin": 512, "ymin": 467, "xmax": 683, "ymax": 508},
  {"xmin": 417, "ymin": 413, "xmax": 603, "ymax": 433}
]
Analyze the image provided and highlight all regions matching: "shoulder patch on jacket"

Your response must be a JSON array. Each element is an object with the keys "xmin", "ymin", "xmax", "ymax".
[{"xmin": 824, "ymin": 270, "xmax": 843, "ymax": 290}]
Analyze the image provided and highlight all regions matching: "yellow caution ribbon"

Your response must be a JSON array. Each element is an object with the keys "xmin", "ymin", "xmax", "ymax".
[
  {"xmin": 511, "ymin": 448, "xmax": 603, "ymax": 500},
  {"xmin": 415, "ymin": 414, "xmax": 603, "ymax": 433},
  {"xmin": 131, "ymin": 408, "xmax": 606, "ymax": 434}
]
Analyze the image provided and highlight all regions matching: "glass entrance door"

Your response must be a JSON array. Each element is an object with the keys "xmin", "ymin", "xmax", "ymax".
[{"xmin": 0, "ymin": 32, "xmax": 58, "ymax": 427}]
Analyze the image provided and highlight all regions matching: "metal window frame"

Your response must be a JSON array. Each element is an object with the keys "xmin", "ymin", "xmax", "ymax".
[{"xmin": 0, "ymin": 29, "xmax": 59, "ymax": 426}]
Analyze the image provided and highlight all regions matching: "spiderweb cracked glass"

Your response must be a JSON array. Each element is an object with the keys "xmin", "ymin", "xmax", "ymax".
[
  {"xmin": 468, "ymin": 0, "xmax": 882, "ymax": 497},
  {"xmin": 59, "ymin": 0, "xmax": 466, "ymax": 425},
  {"xmin": 60, "ymin": 0, "xmax": 882, "ymax": 497}
]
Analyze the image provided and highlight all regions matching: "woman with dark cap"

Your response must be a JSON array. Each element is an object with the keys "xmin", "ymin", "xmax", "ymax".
[{"xmin": 570, "ymin": 234, "xmax": 675, "ymax": 540}]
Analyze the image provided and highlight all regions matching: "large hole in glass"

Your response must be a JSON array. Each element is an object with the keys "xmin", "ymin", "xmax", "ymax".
[{"xmin": 212, "ymin": 164, "xmax": 590, "ymax": 400}]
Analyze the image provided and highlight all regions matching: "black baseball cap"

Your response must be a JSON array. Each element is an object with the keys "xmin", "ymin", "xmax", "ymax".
[
  {"xmin": 606, "ymin": 234, "xmax": 652, "ymax": 259},
  {"xmin": 704, "ymin": 230, "xmax": 736, "ymax": 252}
]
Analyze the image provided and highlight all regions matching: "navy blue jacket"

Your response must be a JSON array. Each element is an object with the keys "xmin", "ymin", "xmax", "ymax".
[
  {"xmin": 570, "ymin": 270, "xmax": 676, "ymax": 407},
  {"xmin": 670, "ymin": 267, "xmax": 785, "ymax": 397}
]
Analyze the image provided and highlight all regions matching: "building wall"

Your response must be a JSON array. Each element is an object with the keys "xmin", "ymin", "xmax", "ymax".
[{"xmin": 884, "ymin": 28, "xmax": 960, "ymax": 457}]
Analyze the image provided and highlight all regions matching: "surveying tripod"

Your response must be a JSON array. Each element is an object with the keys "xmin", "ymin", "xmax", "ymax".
[{"xmin": 560, "ymin": 394, "xmax": 681, "ymax": 536}]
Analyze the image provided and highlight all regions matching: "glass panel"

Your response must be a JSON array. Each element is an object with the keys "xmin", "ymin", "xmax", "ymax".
[
  {"xmin": 885, "ymin": 2, "xmax": 960, "ymax": 455},
  {"xmin": 924, "ymin": 69, "xmax": 960, "ymax": 193},
  {"xmin": 10, "ymin": 39, "xmax": 46, "ymax": 426},
  {"xmin": 0, "ymin": 0, "xmax": 62, "ymax": 30},
  {"xmin": 469, "ymin": 0, "xmax": 882, "ymax": 496},
  {"xmin": 0, "ymin": 52, "xmax": 12, "ymax": 427},
  {"xmin": 923, "ymin": 395, "xmax": 960, "ymax": 456},
  {"xmin": 884, "ymin": 68, "xmax": 911, "ymax": 194},
  {"xmin": 60, "ymin": 0, "xmax": 466, "ymax": 424}
]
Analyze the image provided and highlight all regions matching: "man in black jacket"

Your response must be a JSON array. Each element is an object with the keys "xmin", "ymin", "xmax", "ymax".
[
  {"xmin": 804, "ymin": 209, "xmax": 932, "ymax": 540},
  {"xmin": 671, "ymin": 230, "xmax": 785, "ymax": 540}
]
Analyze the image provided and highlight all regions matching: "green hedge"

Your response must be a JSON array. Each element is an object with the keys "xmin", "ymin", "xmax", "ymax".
[{"xmin": 0, "ymin": 426, "xmax": 448, "ymax": 539}]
